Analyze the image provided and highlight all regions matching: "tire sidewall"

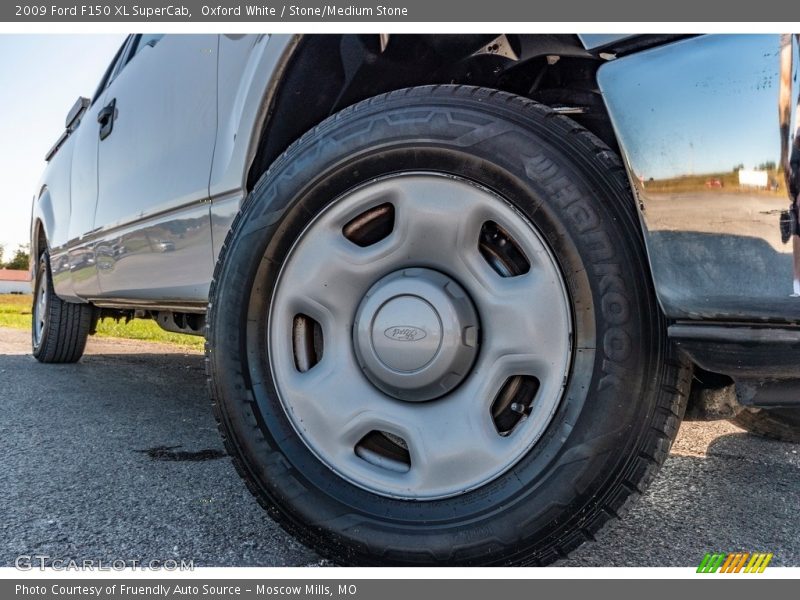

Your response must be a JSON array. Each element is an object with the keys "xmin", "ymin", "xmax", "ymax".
[{"xmin": 32, "ymin": 253, "xmax": 49, "ymax": 356}]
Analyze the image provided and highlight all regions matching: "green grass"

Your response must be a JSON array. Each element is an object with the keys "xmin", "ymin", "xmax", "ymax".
[
  {"xmin": 93, "ymin": 316, "xmax": 204, "ymax": 348},
  {"xmin": 0, "ymin": 294, "xmax": 204, "ymax": 350},
  {"xmin": 0, "ymin": 294, "xmax": 32, "ymax": 329}
]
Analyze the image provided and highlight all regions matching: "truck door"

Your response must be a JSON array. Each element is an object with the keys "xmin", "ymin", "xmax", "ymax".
[{"xmin": 92, "ymin": 34, "xmax": 218, "ymax": 304}]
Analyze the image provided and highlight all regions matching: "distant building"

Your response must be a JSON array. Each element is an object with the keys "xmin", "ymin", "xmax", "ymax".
[
  {"xmin": 738, "ymin": 169, "xmax": 769, "ymax": 188},
  {"xmin": 0, "ymin": 269, "xmax": 31, "ymax": 294}
]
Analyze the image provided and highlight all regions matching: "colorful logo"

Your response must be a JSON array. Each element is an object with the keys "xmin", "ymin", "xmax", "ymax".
[{"xmin": 697, "ymin": 552, "xmax": 773, "ymax": 573}]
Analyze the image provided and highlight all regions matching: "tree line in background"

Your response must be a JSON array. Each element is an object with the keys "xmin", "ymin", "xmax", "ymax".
[{"xmin": 0, "ymin": 243, "xmax": 31, "ymax": 271}]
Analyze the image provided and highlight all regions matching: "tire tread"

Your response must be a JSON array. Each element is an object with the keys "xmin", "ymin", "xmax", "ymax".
[{"xmin": 33, "ymin": 253, "xmax": 93, "ymax": 364}]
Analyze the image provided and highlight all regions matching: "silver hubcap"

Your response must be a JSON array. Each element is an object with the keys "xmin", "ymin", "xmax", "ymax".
[{"xmin": 268, "ymin": 173, "xmax": 572, "ymax": 500}]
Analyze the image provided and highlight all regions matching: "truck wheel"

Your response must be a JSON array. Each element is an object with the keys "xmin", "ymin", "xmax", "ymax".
[
  {"xmin": 731, "ymin": 408, "xmax": 800, "ymax": 443},
  {"xmin": 32, "ymin": 252, "xmax": 94, "ymax": 363},
  {"xmin": 206, "ymin": 86, "xmax": 690, "ymax": 566}
]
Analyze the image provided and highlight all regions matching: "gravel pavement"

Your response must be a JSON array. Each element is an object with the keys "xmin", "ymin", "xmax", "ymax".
[{"xmin": 1, "ymin": 327, "xmax": 797, "ymax": 567}]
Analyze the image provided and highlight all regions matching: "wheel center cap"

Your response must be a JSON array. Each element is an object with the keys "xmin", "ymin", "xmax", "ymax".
[
  {"xmin": 353, "ymin": 268, "xmax": 479, "ymax": 402},
  {"xmin": 372, "ymin": 296, "xmax": 442, "ymax": 372}
]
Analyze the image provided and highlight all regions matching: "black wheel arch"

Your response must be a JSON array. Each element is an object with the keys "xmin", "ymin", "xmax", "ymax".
[{"xmin": 246, "ymin": 34, "xmax": 619, "ymax": 191}]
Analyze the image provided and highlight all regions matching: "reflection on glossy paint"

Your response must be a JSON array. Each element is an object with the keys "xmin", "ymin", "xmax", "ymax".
[
  {"xmin": 93, "ymin": 205, "xmax": 214, "ymax": 302},
  {"xmin": 778, "ymin": 34, "xmax": 800, "ymax": 297},
  {"xmin": 599, "ymin": 34, "xmax": 800, "ymax": 322}
]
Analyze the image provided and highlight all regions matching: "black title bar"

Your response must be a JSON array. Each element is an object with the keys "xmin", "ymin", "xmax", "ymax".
[{"xmin": 3, "ymin": 0, "xmax": 795, "ymax": 22}]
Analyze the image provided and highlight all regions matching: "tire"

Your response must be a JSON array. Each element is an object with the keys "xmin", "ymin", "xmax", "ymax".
[
  {"xmin": 32, "ymin": 252, "xmax": 94, "ymax": 363},
  {"xmin": 731, "ymin": 408, "xmax": 800, "ymax": 443},
  {"xmin": 206, "ymin": 85, "xmax": 690, "ymax": 566}
]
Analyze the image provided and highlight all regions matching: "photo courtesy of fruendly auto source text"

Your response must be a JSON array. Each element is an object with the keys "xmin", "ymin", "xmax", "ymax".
[{"xmin": 0, "ymin": 0, "xmax": 798, "ymax": 596}]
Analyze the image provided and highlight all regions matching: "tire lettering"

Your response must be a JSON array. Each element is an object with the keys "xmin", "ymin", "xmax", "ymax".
[
  {"xmin": 595, "ymin": 263, "xmax": 625, "ymax": 296},
  {"xmin": 522, "ymin": 151, "xmax": 635, "ymax": 395},
  {"xmin": 599, "ymin": 358, "xmax": 626, "ymax": 392},
  {"xmin": 566, "ymin": 202, "xmax": 601, "ymax": 233},
  {"xmin": 584, "ymin": 230, "xmax": 614, "ymax": 262},
  {"xmin": 603, "ymin": 327, "xmax": 631, "ymax": 362},
  {"xmin": 601, "ymin": 292, "xmax": 630, "ymax": 325}
]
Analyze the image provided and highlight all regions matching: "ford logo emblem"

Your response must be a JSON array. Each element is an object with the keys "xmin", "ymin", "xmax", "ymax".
[{"xmin": 384, "ymin": 326, "xmax": 427, "ymax": 342}]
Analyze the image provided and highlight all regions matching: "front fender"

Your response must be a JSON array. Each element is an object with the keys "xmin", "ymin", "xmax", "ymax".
[
  {"xmin": 207, "ymin": 34, "xmax": 300, "ymax": 261},
  {"xmin": 31, "ymin": 189, "xmax": 78, "ymax": 301},
  {"xmin": 599, "ymin": 34, "xmax": 800, "ymax": 323}
]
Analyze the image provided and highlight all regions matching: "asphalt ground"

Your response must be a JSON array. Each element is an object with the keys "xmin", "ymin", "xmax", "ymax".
[{"xmin": 1, "ymin": 327, "xmax": 798, "ymax": 568}]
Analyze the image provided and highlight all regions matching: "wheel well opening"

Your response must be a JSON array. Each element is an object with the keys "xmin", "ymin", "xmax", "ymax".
[
  {"xmin": 247, "ymin": 34, "xmax": 618, "ymax": 190},
  {"xmin": 34, "ymin": 221, "xmax": 47, "ymax": 260}
]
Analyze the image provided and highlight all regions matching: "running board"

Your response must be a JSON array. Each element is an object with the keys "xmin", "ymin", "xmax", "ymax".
[{"xmin": 669, "ymin": 323, "xmax": 800, "ymax": 408}]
